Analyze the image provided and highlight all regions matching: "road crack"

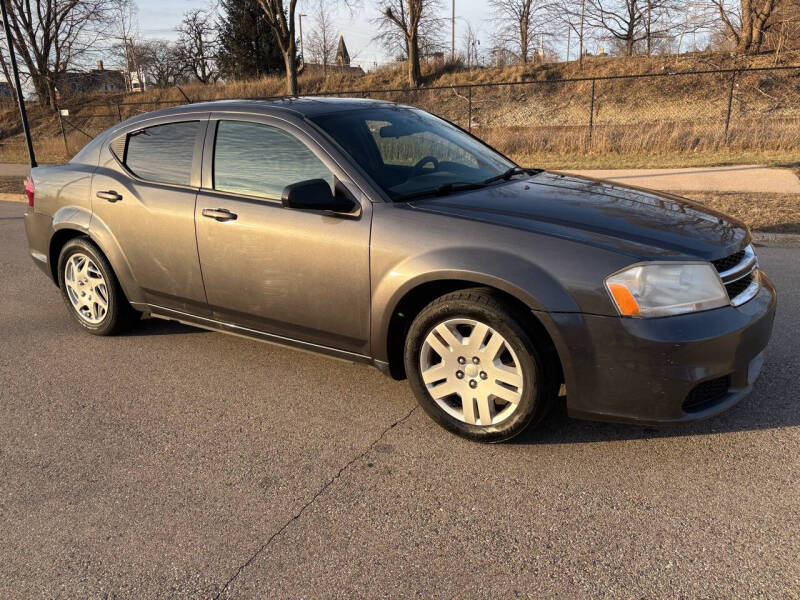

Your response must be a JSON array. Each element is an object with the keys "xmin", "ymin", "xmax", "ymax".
[{"xmin": 213, "ymin": 405, "xmax": 418, "ymax": 598}]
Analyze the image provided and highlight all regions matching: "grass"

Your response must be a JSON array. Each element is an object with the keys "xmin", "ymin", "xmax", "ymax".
[
  {"xmin": 517, "ymin": 150, "xmax": 800, "ymax": 170},
  {"xmin": 1, "ymin": 49, "xmax": 799, "ymax": 167},
  {"xmin": 0, "ymin": 176, "xmax": 25, "ymax": 194},
  {"xmin": 683, "ymin": 191, "xmax": 800, "ymax": 234}
]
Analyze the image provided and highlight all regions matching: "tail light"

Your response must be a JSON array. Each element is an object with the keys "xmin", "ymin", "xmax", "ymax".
[{"xmin": 25, "ymin": 177, "xmax": 34, "ymax": 208}]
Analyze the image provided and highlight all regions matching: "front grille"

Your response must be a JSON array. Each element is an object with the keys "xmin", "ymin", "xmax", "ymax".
[
  {"xmin": 712, "ymin": 245, "xmax": 758, "ymax": 305},
  {"xmin": 725, "ymin": 273, "xmax": 753, "ymax": 299},
  {"xmin": 683, "ymin": 376, "xmax": 731, "ymax": 412},
  {"xmin": 713, "ymin": 250, "xmax": 746, "ymax": 273}
]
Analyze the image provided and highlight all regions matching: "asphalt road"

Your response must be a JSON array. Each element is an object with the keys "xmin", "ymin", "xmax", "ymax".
[{"xmin": 1, "ymin": 200, "xmax": 798, "ymax": 599}]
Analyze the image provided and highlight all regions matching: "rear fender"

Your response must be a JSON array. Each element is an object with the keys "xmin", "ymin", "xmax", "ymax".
[{"xmin": 49, "ymin": 206, "xmax": 143, "ymax": 304}]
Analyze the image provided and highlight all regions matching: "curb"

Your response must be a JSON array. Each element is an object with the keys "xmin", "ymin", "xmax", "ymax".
[{"xmin": 752, "ymin": 232, "xmax": 800, "ymax": 248}]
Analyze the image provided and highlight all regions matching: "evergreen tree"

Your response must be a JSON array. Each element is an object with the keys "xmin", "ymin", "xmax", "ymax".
[{"xmin": 217, "ymin": 0, "xmax": 285, "ymax": 80}]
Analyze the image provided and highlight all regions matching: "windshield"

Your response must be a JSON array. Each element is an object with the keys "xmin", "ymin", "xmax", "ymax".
[{"xmin": 311, "ymin": 107, "xmax": 516, "ymax": 201}]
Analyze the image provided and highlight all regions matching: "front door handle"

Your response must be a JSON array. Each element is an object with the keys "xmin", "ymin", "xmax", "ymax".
[
  {"xmin": 202, "ymin": 208, "xmax": 238, "ymax": 222},
  {"xmin": 96, "ymin": 190, "xmax": 122, "ymax": 203}
]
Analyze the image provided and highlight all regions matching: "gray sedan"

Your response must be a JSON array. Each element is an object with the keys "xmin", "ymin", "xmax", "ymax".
[{"xmin": 23, "ymin": 98, "xmax": 775, "ymax": 441}]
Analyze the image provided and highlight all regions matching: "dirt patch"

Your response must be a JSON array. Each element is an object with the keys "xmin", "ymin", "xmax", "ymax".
[{"xmin": 0, "ymin": 176, "xmax": 25, "ymax": 194}]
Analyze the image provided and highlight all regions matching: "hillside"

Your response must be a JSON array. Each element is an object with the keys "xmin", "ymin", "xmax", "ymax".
[{"xmin": 1, "ymin": 50, "xmax": 799, "ymax": 168}]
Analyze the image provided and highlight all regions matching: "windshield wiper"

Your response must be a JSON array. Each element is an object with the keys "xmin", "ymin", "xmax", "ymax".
[
  {"xmin": 394, "ymin": 181, "xmax": 486, "ymax": 202},
  {"xmin": 483, "ymin": 167, "xmax": 541, "ymax": 185}
]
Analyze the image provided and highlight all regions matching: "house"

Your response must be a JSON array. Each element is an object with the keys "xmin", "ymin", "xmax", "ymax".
[
  {"xmin": 0, "ymin": 81, "xmax": 13, "ymax": 98},
  {"xmin": 56, "ymin": 60, "xmax": 126, "ymax": 98}
]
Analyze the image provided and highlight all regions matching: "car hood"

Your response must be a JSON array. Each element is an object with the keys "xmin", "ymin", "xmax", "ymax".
[{"xmin": 408, "ymin": 172, "xmax": 749, "ymax": 260}]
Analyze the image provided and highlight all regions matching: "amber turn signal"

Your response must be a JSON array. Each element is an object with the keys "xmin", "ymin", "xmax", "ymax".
[{"xmin": 607, "ymin": 282, "xmax": 641, "ymax": 317}]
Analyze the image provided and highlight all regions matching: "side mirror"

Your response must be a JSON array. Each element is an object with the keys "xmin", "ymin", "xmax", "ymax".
[{"xmin": 282, "ymin": 179, "xmax": 357, "ymax": 214}]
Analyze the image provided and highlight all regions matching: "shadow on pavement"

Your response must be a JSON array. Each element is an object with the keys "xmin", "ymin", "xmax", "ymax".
[
  {"xmin": 122, "ymin": 318, "xmax": 207, "ymax": 337},
  {"xmin": 510, "ymin": 385, "xmax": 798, "ymax": 446}
]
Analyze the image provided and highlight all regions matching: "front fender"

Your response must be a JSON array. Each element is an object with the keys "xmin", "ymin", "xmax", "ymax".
[{"xmin": 370, "ymin": 246, "xmax": 580, "ymax": 362}]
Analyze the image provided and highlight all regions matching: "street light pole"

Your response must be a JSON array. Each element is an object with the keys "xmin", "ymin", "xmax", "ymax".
[
  {"xmin": 298, "ymin": 13, "xmax": 307, "ymax": 65},
  {"xmin": 0, "ymin": 1, "xmax": 36, "ymax": 168},
  {"xmin": 451, "ymin": 0, "xmax": 455, "ymax": 61}
]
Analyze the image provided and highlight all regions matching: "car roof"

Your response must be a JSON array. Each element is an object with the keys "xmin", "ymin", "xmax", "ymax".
[{"xmin": 124, "ymin": 97, "xmax": 400, "ymax": 124}]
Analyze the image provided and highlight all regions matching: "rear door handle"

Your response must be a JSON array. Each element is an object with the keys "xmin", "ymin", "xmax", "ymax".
[
  {"xmin": 96, "ymin": 190, "xmax": 122, "ymax": 203},
  {"xmin": 202, "ymin": 208, "xmax": 238, "ymax": 222}
]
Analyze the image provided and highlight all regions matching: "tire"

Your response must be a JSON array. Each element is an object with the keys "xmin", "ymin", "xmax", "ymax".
[
  {"xmin": 404, "ymin": 288, "xmax": 556, "ymax": 443},
  {"xmin": 57, "ymin": 237, "xmax": 138, "ymax": 336}
]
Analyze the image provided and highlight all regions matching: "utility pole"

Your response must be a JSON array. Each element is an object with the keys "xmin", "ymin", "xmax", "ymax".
[
  {"xmin": 567, "ymin": 26, "xmax": 571, "ymax": 62},
  {"xmin": 298, "ymin": 13, "xmax": 307, "ymax": 65},
  {"xmin": 451, "ymin": 0, "xmax": 455, "ymax": 61},
  {"xmin": 579, "ymin": 0, "xmax": 585, "ymax": 68},
  {"xmin": 0, "ymin": 1, "xmax": 36, "ymax": 168}
]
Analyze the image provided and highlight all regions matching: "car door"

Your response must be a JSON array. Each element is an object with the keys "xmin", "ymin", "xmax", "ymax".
[
  {"xmin": 90, "ymin": 115, "xmax": 209, "ymax": 315},
  {"xmin": 194, "ymin": 115, "xmax": 372, "ymax": 355}
]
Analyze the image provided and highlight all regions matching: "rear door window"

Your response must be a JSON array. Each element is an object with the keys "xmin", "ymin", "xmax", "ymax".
[
  {"xmin": 124, "ymin": 121, "xmax": 200, "ymax": 186},
  {"xmin": 213, "ymin": 120, "xmax": 333, "ymax": 200}
]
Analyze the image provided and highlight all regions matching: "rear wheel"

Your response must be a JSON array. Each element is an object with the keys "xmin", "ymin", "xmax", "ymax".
[
  {"xmin": 404, "ymin": 288, "xmax": 556, "ymax": 442},
  {"xmin": 57, "ymin": 237, "xmax": 138, "ymax": 335}
]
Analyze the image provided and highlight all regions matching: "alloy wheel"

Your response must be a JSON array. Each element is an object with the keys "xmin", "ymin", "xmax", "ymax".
[{"xmin": 64, "ymin": 252, "xmax": 109, "ymax": 324}]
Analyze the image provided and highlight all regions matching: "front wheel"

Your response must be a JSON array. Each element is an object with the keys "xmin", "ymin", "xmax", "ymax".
[{"xmin": 404, "ymin": 289, "xmax": 556, "ymax": 442}]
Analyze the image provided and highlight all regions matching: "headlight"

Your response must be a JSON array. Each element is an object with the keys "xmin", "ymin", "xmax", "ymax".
[{"xmin": 605, "ymin": 263, "xmax": 729, "ymax": 318}]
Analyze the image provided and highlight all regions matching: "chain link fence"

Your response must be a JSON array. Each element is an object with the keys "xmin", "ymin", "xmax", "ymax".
[{"xmin": 3, "ymin": 65, "xmax": 799, "ymax": 165}]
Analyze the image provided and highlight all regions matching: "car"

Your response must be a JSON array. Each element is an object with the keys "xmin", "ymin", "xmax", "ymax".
[{"xmin": 23, "ymin": 98, "xmax": 776, "ymax": 442}]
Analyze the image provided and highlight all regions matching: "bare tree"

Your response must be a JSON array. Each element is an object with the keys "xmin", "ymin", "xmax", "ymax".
[
  {"xmin": 175, "ymin": 9, "xmax": 220, "ymax": 84},
  {"xmin": 672, "ymin": 0, "xmax": 714, "ymax": 53},
  {"xmin": 0, "ymin": 38, "xmax": 18, "ymax": 101},
  {"xmin": 766, "ymin": 0, "xmax": 800, "ymax": 60},
  {"xmin": 711, "ymin": 0, "xmax": 783, "ymax": 54},
  {"xmin": 256, "ymin": 0, "xmax": 299, "ymax": 94},
  {"xmin": 462, "ymin": 22, "xmax": 480, "ymax": 67},
  {"xmin": 110, "ymin": 0, "xmax": 142, "ymax": 91},
  {"xmin": 583, "ymin": 0, "xmax": 680, "ymax": 56},
  {"xmin": 140, "ymin": 40, "xmax": 183, "ymax": 87},
  {"xmin": 306, "ymin": 0, "xmax": 337, "ymax": 73},
  {"xmin": 550, "ymin": 0, "xmax": 589, "ymax": 65},
  {"xmin": 489, "ymin": 0, "xmax": 550, "ymax": 64},
  {"xmin": 642, "ymin": 0, "xmax": 684, "ymax": 55},
  {"xmin": 375, "ymin": 0, "xmax": 442, "ymax": 87},
  {"xmin": 3, "ymin": 0, "xmax": 116, "ymax": 108}
]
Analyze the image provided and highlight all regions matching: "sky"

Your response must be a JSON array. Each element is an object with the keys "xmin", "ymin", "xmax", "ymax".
[{"xmin": 134, "ymin": 0, "xmax": 517, "ymax": 71}]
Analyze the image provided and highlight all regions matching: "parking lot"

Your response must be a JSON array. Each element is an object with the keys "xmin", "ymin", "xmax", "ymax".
[{"xmin": 1, "ymin": 198, "xmax": 798, "ymax": 598}]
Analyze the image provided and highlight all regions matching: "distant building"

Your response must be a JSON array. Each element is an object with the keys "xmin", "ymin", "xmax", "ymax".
[
  {"xmin": 56, "ymin": 60, "xmax": 126, "ymax": 98},
  {"xmin": 129, "ymin": 71, "xmax": 156, "ymax": 93},
  {"xmin": 301, "ymin": 36, "xmax": 366, "ymax": 77},
  {"xmin": 336, "ymin": 35, "xmax": 350, "ymax": 66},
  {"xmin": 0, "ymin": 81, "xmax": 13, "ymax": 98}
]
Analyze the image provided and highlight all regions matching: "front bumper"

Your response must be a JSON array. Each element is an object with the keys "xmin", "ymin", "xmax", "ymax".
[{"xmin": 548, "ymin": 270, "xmax": 777, "ymax": 425}]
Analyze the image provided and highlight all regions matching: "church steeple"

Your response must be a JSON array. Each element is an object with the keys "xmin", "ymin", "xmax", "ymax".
[{"xmin": 336, "ymin": 35, "xmax": 350, "ymax": 67}]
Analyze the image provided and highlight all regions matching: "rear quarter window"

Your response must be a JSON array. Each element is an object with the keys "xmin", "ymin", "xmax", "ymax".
[{"xmin": 124, "ymin": 121, "xmax": 200, "ymax": 186}]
